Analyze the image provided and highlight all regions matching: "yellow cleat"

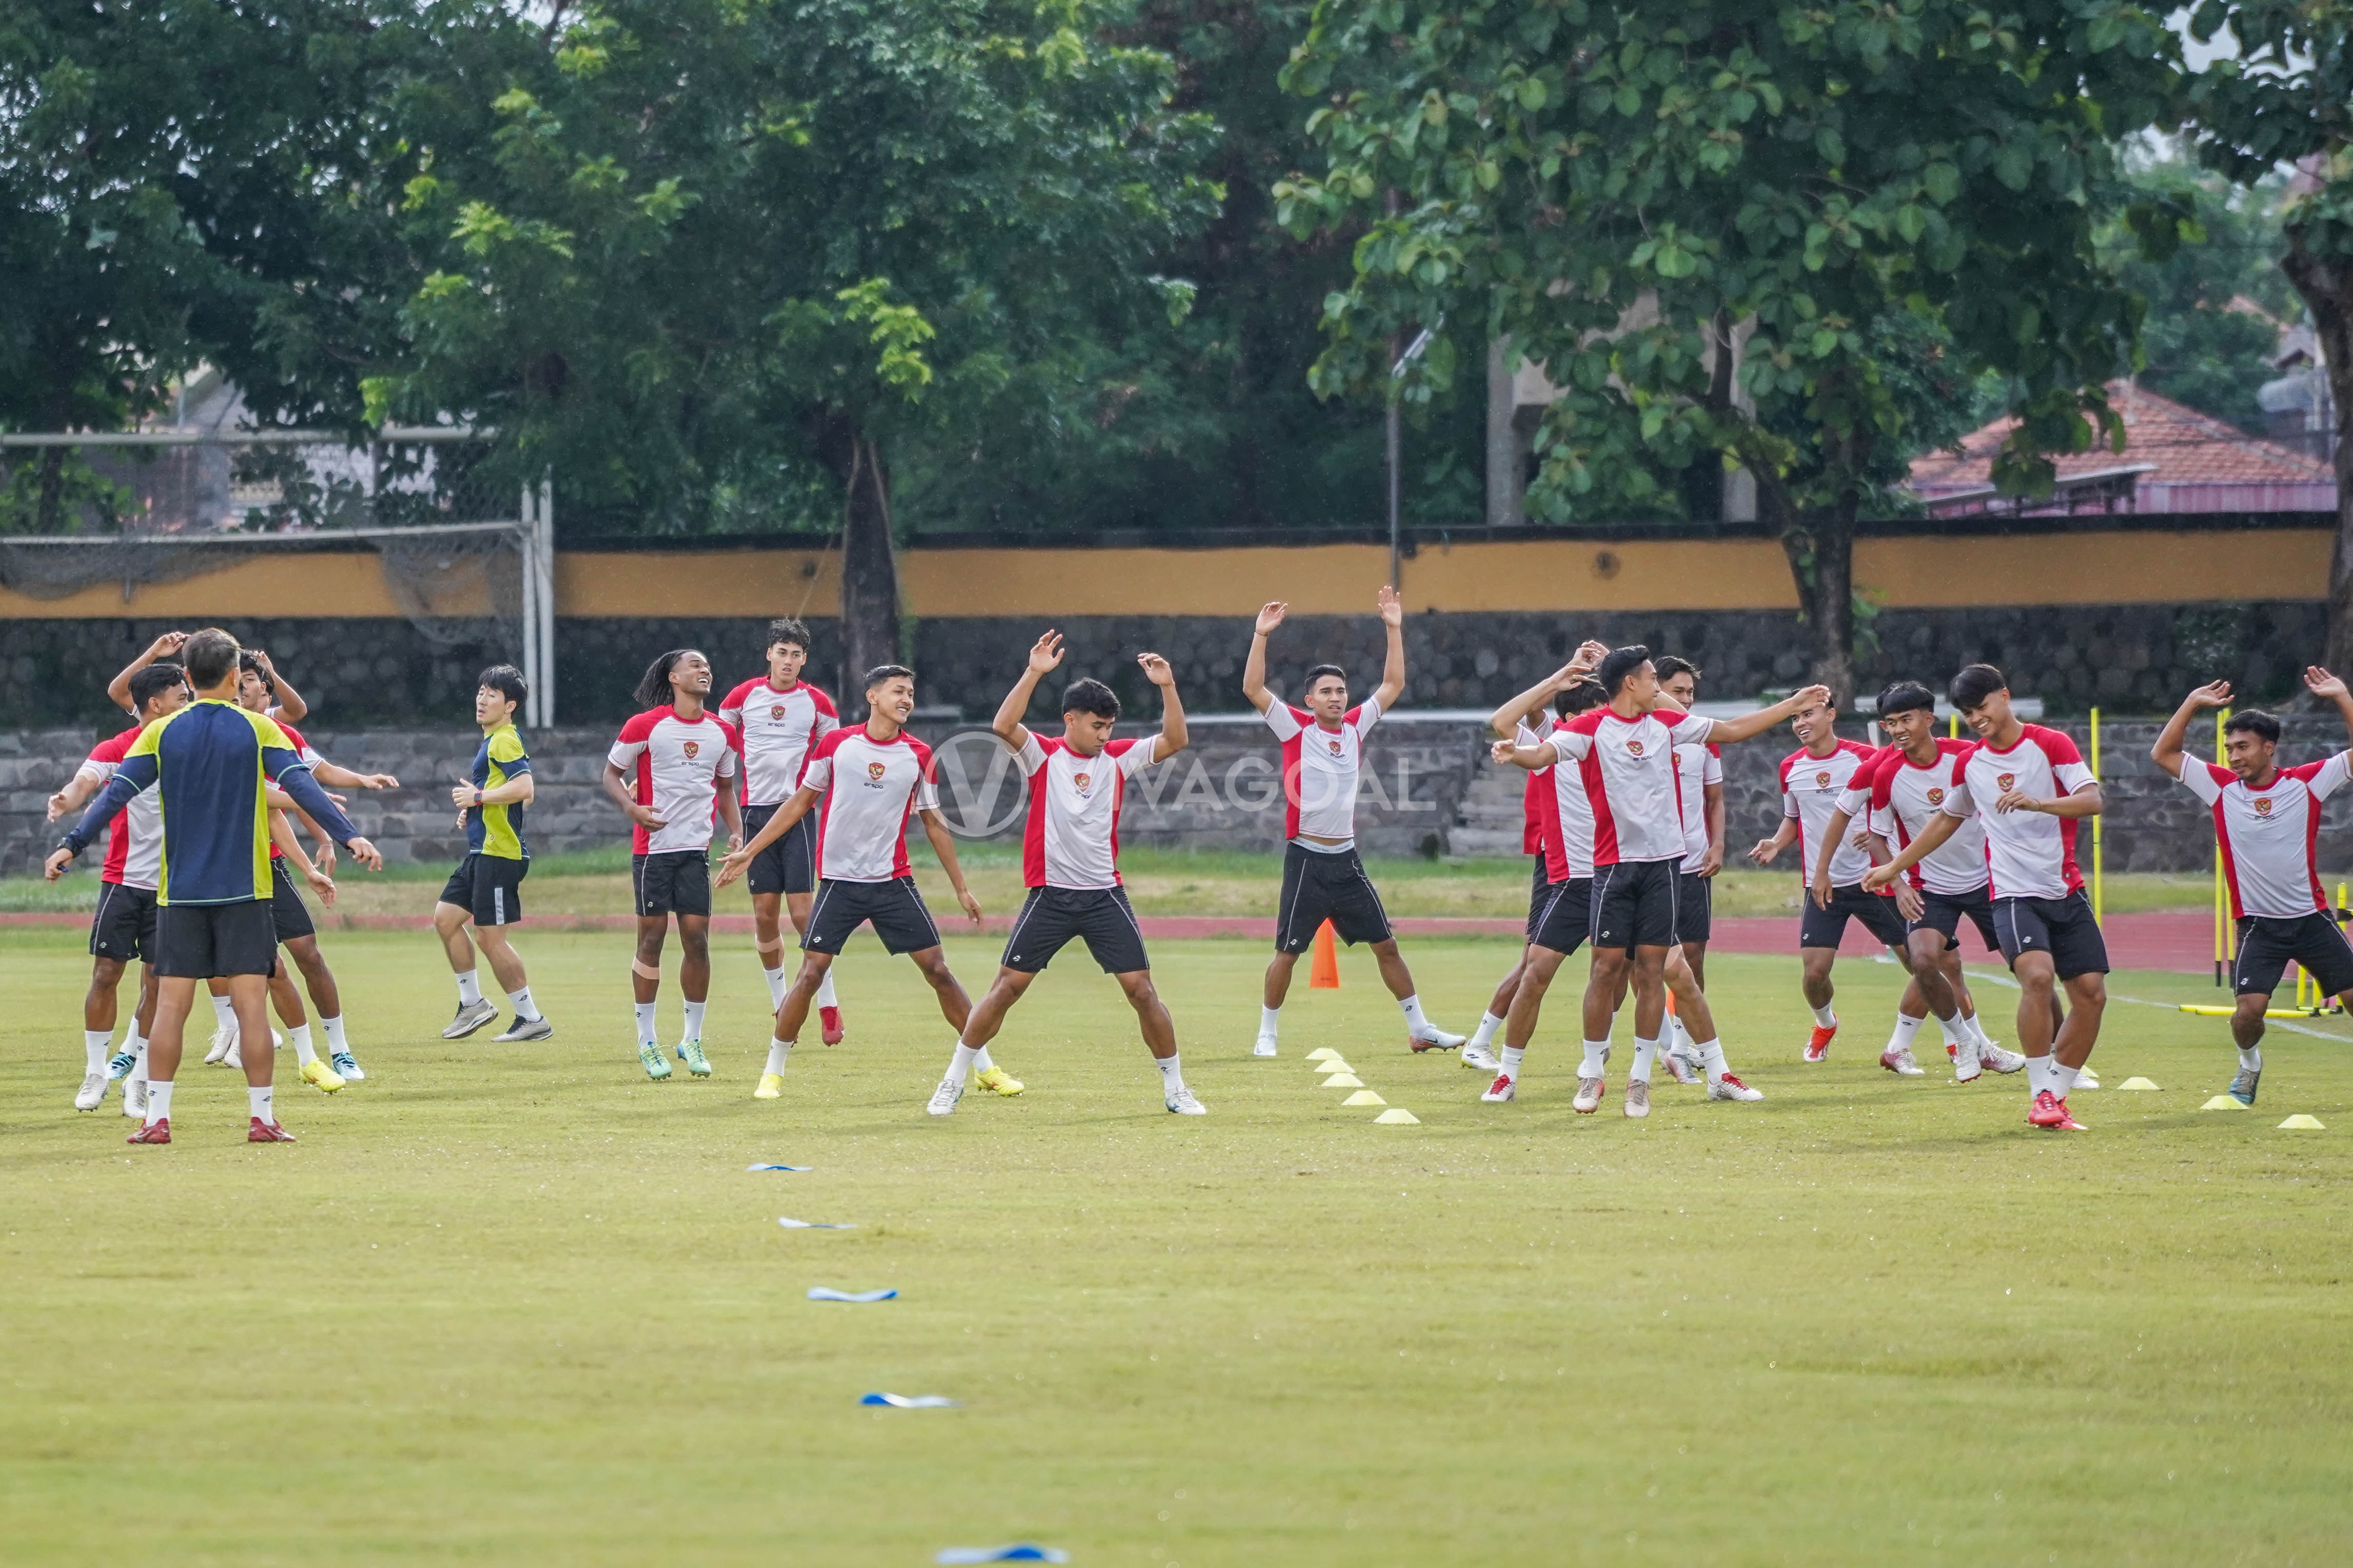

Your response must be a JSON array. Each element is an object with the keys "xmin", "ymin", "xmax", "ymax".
[
  {"xmin": 973, "ymin": 1066, "xmax": 1025, "ymax": 1097},
  {"xmin": 299, "ymin": 1058, "xmax": 345, "ymax": 1094},
  {"xmin": 753, "ymin": 1073, "xmax": 784, "ymax": 1100}
]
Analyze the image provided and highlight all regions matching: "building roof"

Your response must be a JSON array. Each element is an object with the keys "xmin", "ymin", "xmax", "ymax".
[{"xmin": 1909, "ymin": 380, "xmax": 2332, "ymax": 495}]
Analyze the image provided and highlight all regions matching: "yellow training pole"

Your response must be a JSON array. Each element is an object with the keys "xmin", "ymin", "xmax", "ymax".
[
  {"xmin": 2089, "ymin": 706, "xmax": 2103, "ymax": 924},
  {"xmin": 2213, "ymin": 707, "xmax": 2230, "ymax": 986},
  {"xmin": 1948, "ymin": 710, "xmax": 1958, "ymax": 740}
]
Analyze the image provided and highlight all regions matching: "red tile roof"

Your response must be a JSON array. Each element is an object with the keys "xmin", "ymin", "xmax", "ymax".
[{"xmin": 1909, "ymin": 380, "xmax": 2332, "ymax": 492}]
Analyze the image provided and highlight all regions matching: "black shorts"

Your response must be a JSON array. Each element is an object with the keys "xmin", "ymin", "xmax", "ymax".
[
  {"xmin": 1002, "ymin": 886, "xmax": 1150, "ymax": 975},
  {"xmin": 802, "ymin": 876, "xmax": 942, "ymax": 956},
  {"xmin": 742, "ymin": 804, "xmax": 819, "ymax": 898},
  {"xmin": 1911, "ymin": 884, "xmax": 1998, "ymax": 951},
  {"xmin": 1677, "ymin": 870, "xmax": 1713, "ymax": 944},
  {"xmin": 1799, "ymin": 882, "xmax": 1908, "ymax": 950},
  {"xmin": 154, "ymin": 899, "xmax": 279, "ymax": 979},
  {"xmin": 1274, "ymin": 843, "xmax": 1394, "ymax": 952},
  {"xmin": 633, "ymin": 850, "xmax": 712, "ymax": 919},
  {"xmin": 1589, "ymin": 858, "xmax": 1679, "ymax": 950},
  {"xmin": 2233, "ymin": 912, "xmax": 2353, "ymax": 1000},
  {"xmin": 268, "ymin": 856, "xmax": 317, "ymax": 942},
  {"xmin": 1992, "ymin": 890, "xmax": 2110, "ymax": 980},
  {"xmin": 1523, "ymin": 857, "xmax": 1551, "ymax": 941},
  {"xmin": 88, "ymin": 881, "xmax": 159, "ymax": 964},
  {"xmin": 1528, "ymin": 877, "xmax": 1593, "ymax": 956},
  {"xmin": 440, "ymin": 852, "xmax": 528, "ymax": 926}
]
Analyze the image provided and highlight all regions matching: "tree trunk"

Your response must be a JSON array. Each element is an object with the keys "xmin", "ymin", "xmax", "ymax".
[
  {"xmin": 1757, "ymin": 467, "xmax": 1859, "ymax": 705},
  {"xmin": 814, "ymin": 411, "xmax": 901, "ymax": 712},
  {"xmin": 2282, "ymin": 231, "xmax": 2353, "ymax": 680},
  {"xmin": 35, "ymin": 447, "xmax": 66, "ymax": 534}
]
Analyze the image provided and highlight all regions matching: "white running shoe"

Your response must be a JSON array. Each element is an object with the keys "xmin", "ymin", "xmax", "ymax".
[
  {"xmin": 1979, "ymin": 1043, "xmax": 2027, "ymax": 1075},
  {"xmin": 121, "ymin": 1078, "xmax": 147, "ymax": 1119},
  {"xmin": 1408, "ymin": 1025, "xmax": 1467, "ymax": 1053},
  {"xmin": 1707, "ymin": 1073, "xmax": 1764, "ymax": 1102},
  {"xmin": 1165, "ymin": 1087, "xmax": 1207, "ymax": 1115},
  {"xmin": 1623, "ymin": 1079, "xmax": 1651, "ymax": 1118},
  {"xmin": 203, "ymin": 1025, "xmax": 234, "ymax": 1065},
  {"xmin": 74, "ymin": 1071, "xmax": 108, "ymax": 1111},
  {"xmin": 1480, "ymin": 1073, "xmax": 1517, "ymax": 1103},
  {"xmin": 1461, "ymin": 1041, "xmax": 1502, "ymax": 1073},
  {"xmin": 926, "ymin": 1079, "xmax": 964, "ymax": 1117},
  {"xmin": 1659, "ymin": 1046, "xmax": 1702, "ymax": 1086},
  {"xmin": 1251, "ymin": 1036, "xmax": 1277, "ymax": 1058},
  {"xmin": 1572, "ymin": 1076, "xmax": 1605, "ymax": 1114},
  {"xmin": 1880, "ymin": 1046, "xmax": 1925, "ymax": 1076}
]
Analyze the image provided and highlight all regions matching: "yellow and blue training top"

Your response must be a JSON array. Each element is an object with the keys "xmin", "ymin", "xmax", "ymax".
[
  {"xmin": 63, "ymin": 699, "xmax": 360, "ymax": 905},
  {"xmin": 467, "ymin": 721, "xmax": 531, "ymax": 860}
]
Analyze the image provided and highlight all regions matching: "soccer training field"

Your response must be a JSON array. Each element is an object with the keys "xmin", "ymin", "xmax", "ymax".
[{"xmin": 5, "ymin": 926, "xmax": 2350, "ymax": 1564}]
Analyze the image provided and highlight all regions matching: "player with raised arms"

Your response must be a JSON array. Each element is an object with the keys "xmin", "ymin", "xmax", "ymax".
[
  {"xmin": 2150, "ymin": 667, "xmax": 2353, "ymax": 1106},
  {"xmin": 605, "ymin": 649, "xmax": 743, "ymax": 1080},
  {"xmin": 926, "ymin": 632, "xmax": 1200, "ymax": 1116},
  {"xmin": 435, "ymin": 664, "xmax": 552, "ymax": 1045},
  {"xmin": 1243, "ymin": 587, "xmax": 1465, "ymax": 1058},
  {"xmin": 717, "ymin": 663, "xmax": 989, "ymax": 1103}
]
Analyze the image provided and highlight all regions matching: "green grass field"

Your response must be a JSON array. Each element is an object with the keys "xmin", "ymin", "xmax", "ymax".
[{"xmin": 5, "ymin": 925, "xmax": 2350, "ymax": 1564}]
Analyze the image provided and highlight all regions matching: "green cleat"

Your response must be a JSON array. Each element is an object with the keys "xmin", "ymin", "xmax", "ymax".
[
  {"xmin": 676, "ymin": 1039, "xmax": 712, "ymax": 1077},
  {"xmin": 638, "ymin": 1041, "xmax": 673, "ymax": 1080}
]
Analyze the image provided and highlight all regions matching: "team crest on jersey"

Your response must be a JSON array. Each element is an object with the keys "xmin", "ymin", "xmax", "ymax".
[
  {"xmin": 682, "ymin": 740, "xmax": 699, "ymax": 760},
  {"xmin": 1073, "ymin": 771, "xmax": 1093, "ymax": 794},
  {"xmin": 1996, "ymin": 772, "xmax": 2016, "ymax": 792},
  {"xmin": 1926, "ymin": 787, "xmax": 1946, "ymax": 806},
  {"xmin": 2254, "ymin": 797, "xmax": 2274, "ymax": 817},
  {"xmin": 866, "ymin": 761, "xmax": 887, "ymax": 783},
  {"xmin": 1815, "ymin": 770, "xmax": 1832, "ymax": 788},
  {"xmin": 770, "ymin": 704, "xmax": 786, "ymax": 721},
  {"xmin": 1625, "ymin": 739, "xmax": 1644, "ymax": 758},
  {"xmin": 1327, "ymin": 738, "xmax": 1344, "ymax": 756}
]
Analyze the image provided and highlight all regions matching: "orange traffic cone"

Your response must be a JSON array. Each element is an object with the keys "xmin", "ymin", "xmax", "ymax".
[{"xmin": 1309, "ymin": 920, "xmax": 1340, "ymax": 989}]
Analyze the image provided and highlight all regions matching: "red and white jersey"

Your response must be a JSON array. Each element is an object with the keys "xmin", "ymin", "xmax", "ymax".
[
  {"xmin": 2174, "ymin": 754, "xmax": 2351, "ymax": 920},
  {"xmin": 1672, "ymin": 736, "xmax": 1722, "ymax": 874},
  {"xmin": 1549, "ymin": 707, "xmax": 1719, "ymax": 865},
  {"xmin": 1264, "ymin": 697, "xmax": 1383, "ymax": 842},
  {"xmin": 1940, "ymin": 724, "xmax": 2096, "ymax": 899},
  {"xmin": 265, "ymin": 719, "xmax": 331, "ymax": 862},
  {"xmin": 719, "ymin": 677, "xmax": 838, "ymax": 807},
  {"xmin": 1840, "ymin": 740, "xmax": 1987, "ymax": 896},
  {"xmin": 1520, "ymin": 725, "xmax": 1547, "ymax": 859},
  {"xmin": 77, "ymin": 725, "xmax": 163, "ymax": 890},
  {"xmin": 1780, "ymin": 740, "xmax": 1882, "ymax": 886},
  {"xmin": 1015, "ymin": 732, "xmax": 1166, "ymax": 889},
  {"xmin": 607, "ymin": 707, "xmax": 741, "ymax": 854},
  {"xmin": 801, "ymin": 725, "xmax": 939, "ymax": 882},
  {"xmin": 1519, "ymin": 717, "xmax": 1594, "ymax": 880}
]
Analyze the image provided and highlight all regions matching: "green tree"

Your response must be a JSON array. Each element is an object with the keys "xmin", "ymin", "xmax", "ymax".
[{"xmin": 1277, "ymin": 0, "xmax": 2178, "ymax": 698}]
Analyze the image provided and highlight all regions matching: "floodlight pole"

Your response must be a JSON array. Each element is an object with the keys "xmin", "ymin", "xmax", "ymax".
[
  {"xmin": 519, "ymin": 484, "xmax": 542, "ymax": 729},
  {"xmin": 536, "ymin": 474, "xmax": 556, "ymax": 728}
]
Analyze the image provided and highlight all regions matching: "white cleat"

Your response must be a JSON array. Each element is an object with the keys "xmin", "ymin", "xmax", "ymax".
[
  {"xmin": 1572, "ymin": 1076, "xmax": 1606, "ymax": 1114},
  {"xmin": 926, "ymin": 1079, "xmax": 964, "ymax": 1117},
  {"xmin": 1461, "ymin": 1041, "xmax": 1502, "ymax": 1073},
  {"xmin": 1953, "ymin": 1049, "xmax": 1984, "ymax": 1084},
  {"xmin": 1479, "ymin": 1073, "xmax": 1517, "ymax": 1103},
  {"xmin": 122, "ymin": 1079, "xmax": 148, "ymax": 1119},
  {"xmin": 1659, "ymin": 1045, "xmax": 1702, "ymax": 1086},
  {"xmin": 1623, "ymin": 1079, "xmax": 1651, "ymax": 1118},
  {"xmin": 1408, "ymin": 1025, "xmax": 1468, "ymax": 1053},
  {"xmin": 2074, "ymin": 1065, "xmax": 2100, "ymax": 1090},
  {"xmin": 1165, "ymin": 1087, "xmax": 1207, "ymax": 1115},
  {"xmin": 1706, "ymin": 1073, "xmax": 1764, "ymax": 1102},
  {"xmin": 1251, "ymin": 1036, "xmax": 1278, "ymax": 1058},
  {"xmin": 203, "ymin": 1025, "xmax": 234, "ymax": 1065},
  {"xmin": 74, "ymin": 1072, "xmax": 108, "ymax": 1111},
  {"xmin": 223, "ymin": 1038, "xmax": 240, "ymax": 1070},
  {"xmin": 1979, "ymin": 1043, "xmax": 2027, "ymax": 1075},
  {"xmin": 1880, "ymin": 1046, "xmax": 1926, "ymax": 1076}
]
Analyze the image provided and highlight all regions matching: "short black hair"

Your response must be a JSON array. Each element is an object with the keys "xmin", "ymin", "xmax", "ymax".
[
  {"xmin": 236, "ymin": 649, "xmax": 272, "ymax": 691},
  {"xmin": 1062, "ymin": 677, "xmax": 1121, "ymax": 720},
  {"xmin": 181, "ymin": 628, "xmax": 239, "ymax": 689},
  {"xmin": 2224, "ymin": 709, "xmax": 2282, "ymax": 745},
  {"xmin": 766, "ymin": 617, "xmax": 812, "ymax": 653},
  {"xmin": 1556, "ymin": 680, "xmax": 1606, "ymax": 718},
  {"xmin": 1597, "ymin": 645, "xmax": 1651, "ymax": 697},
  {"xmin": 478, "ymin": 664, "xmax": 527, "ymax": 710},
  {"xmin": 1302, "ymin": 663, "xmax": 1347, "ymax": 694},
  {"xmin": 1654, "ymin": 654, "xmax": 1701, "ymax": 684},
  {"xmin": 863, "ymin": 663, "xmax": 915, "ymax": 691},
  {"xmin": 1878, "ymin": 680, "xmax": 1936, "ymax": 718},
  {"xmin": 128, "ymin": 663, "xmax": 184, "ymax": 714},
  {"xmin": 632, "ymin": 649, "xmax": 703, "ymax": 709},
  {"xmin": 1950, "ymin": 663, "xmax": 2007, "ymax": 712}
]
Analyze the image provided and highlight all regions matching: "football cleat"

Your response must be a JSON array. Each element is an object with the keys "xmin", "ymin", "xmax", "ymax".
[
  {"xmin": 203, "ymin": 1025, "xmax": 234, "ymax": 1065},
  {"xmin": 637, "ymin": 1042, "xmax": 673, "ymax": 1080},
  {"xmin": 330, "ymin": 1051, "xmax": 365, "ymax": 1082},
  {"xmin": 121, "ymin": 1079, "xmax": 148, "ymax": 1119},
  {"xmin": 127, "ymin": 1118, "xmax": 171, "ymax": 1145},
  {"xmin": 441, "ymin": 999, "xmax": 499, "ymax": 1040},
  {"xmin": 2228, "ymin": 1065, "xmax": 2261, "ymax": 1106},
  {"xmin": 1803, "ymin": 1023, "xmax": 1836, "ymax": 1063},
  {"xmin": 247, "ymin": 1117, "xmax": 297, "ymax": 1143},
  {"xmin": 74, "ymin": 1071, "xmax": 108, "ymax": 1111},
  {"xmin": 107, "ymin": 1051, "xmax": 136, "ymax": 1082},
  {"xmin": 1409, "ymin": 1025, "xmax": 1468, "ymax": 1053},
  {"xmin": 2074, "ymin": 1065, "xmax": 2100, "ymax": 1090},
  {"xmin": 973, "ymin": 1066, "xmax": 1024, "ymax": 1097},
  {"xmin": 1623, "ymin": 1079, "xmax": 1651, "ymax": 1119},
  {"xmin": 1480, "ymin": 1073, "xmax": 1518, "ymax": 1104},
  {"xmin": 299, "ymin": 1058, "xmax": 344, "ymax": 1093},
  {"xmin": 493, "ymin": 1015, "xmax": 554, "ymax": 1043},
  {"xmin": 1953, "ymin": 1049, "xmax": 1984, "ymax": 1084},
  {"xmin": 927, "ymin": 1078, "xmax": 964, "ymax": 1117},
  {"xmin": 1572, "ymin": 1075, "xmax": 1606, "ymax": 1114},
  {"xmin": 1251, "ymin": 1037, "xmax": 1278, "ymax": 1058},
  {"xmin": 1461, "ymin": 1041, "xmax": 1502, "ymax": 1073},
  {"xmin": 753, "ymin": 1073, "xmax": 785, "ymax": 1100},
  {"xmin": 819, "ymin": 1005, "xmax": 846, "ymax": 1046},
  {"xmin": 1979, "ymin": 1043, "xmax": 2027, "ymax": 1074},
  {"xmin": 1707, "ymin": 1073, "xmax": 1764, "ymax": 1102},
  {"xmin": 1165, "ymin": 1087, "xmax": 1207, "ymax": 1116},
  {"xmin": 1659, "ymin": 1045, "xmax": 1702, "ymax": 1086},
  {"xmin": 2027, "ymin": 1089, "xmax": 2085, "ymax": 1130},
  {"xmin": 676, "ymin": 1039, "xmax": 712, "ymax": 1077},
  {"xmin": 1880, "ymin": 1047, "xmax": 1925, "ymax": 1077}
]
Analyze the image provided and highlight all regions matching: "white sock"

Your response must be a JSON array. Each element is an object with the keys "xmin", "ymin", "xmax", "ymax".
[
  {"xmin": 320, "ymin": 1015, "xmax": 348, "ymax": 1052},
  {"xmin": 633, "ymin": 1002, "xmax": 658, "ymax": 1048},
  {"xmin": 2027, "ymin": 1055, "xmax": 2053, "ymax": 1096},
  {"xmin": 287, "ymin": 1023, "xmax": 317, "ymax": 1066},
  {"xmin": 2238, "ymin": 1046, "xmax": 2262, "ymax": 1072},
  {"xmin": 1399, "ymin": 994, "xmax": 1430, "ymax": 1035},
  {"xmin": 126, "ymin": 1020, "xmax": 147, "ymax": 1058},
  {"xmin": 146, "ymin": 1081, "xmax": 173, "ymax": 1124},
  {"xmin": 1888, "ymin": 1013, "xmax": 1923, "ymax": 1050},
  {"xmin": 1630, "ymin": 1036, "xmax": 1658, "ymax": 1084},
  {"xmin": 130, "ymin": 1036, "xmax": 148, "ymax": 1084},
  {"xmin": 1156, "ymin": 1054, "xmax": 1185, "ymax": 1093},
  {"xmin": 763, "ymin": 966, "xmax": 788, "ymax": 1008},
  {"xmin": 682, "ymin": 1000, "xmax": 706, "ymax": 1043},
  {"xmin": 2050, "ymin": 1061, "xmax": 2080, "ymax": 1095},
  {"xmin": 456, "ymin": 968, "xmax": 483, "ymax": 1007},
  {"xmin": 814, "ymin": 968, "xmax": 838, "ymax": 1007},
  {"xmin": 248, "ymin": 1085, "xmax": 273, "ymax": 1122},
  {"xmin": 1258, "ymin": 1005, "xmax": 1281, "ymax": 1041},
  {"xmin": 764, "ymin": 1039, "xmax": 794, "ymax": 1076},
  {"xmin": 1965, "ymin": 1012, "xmax": 1995, "ymax": 1047},
  {"xmin": 1501, "ymin": 1045, "xmax": 1526, "ymax": 1080},
  {"xmin": 1810, "ymin": 1002, "xmax": 1836, "ymax": 1029},
  {"xmin": 210, "ymin": 994, "xmax": 236, "ymax": 1030},
  {"xmin": 1469, "ymin": 1011, "xmax": 1505, "ymax": 1050},
  {"xmin": 1666, "ymin": 1013, "xmax": 1693, "ymax": 1049},
  {"xmin": 506, "ymin": 987, "xmax": 540, "ymax": 1022},
  {"xmin": 947, "ymin": 1043, "xmax": 982, "ymax": 1085},
  {"xmin": 84, "ymin": 1029, "xmax": 111, "ymax": 1073},
  {"xmin": 1933, "ymin": 1011, "xmax": 1963, "ymax": 1049},
  {"xmin": 1579, "ymin": 1039, "xmax": 1610, "ymax": 1077},
  {"xmin": 1698, "ymin": 1038, "xmax": 1730, "ymax": 1083},
  {"xmin": 972, "ymin": 1046, "xmax": 996, "ymax": 1073}
]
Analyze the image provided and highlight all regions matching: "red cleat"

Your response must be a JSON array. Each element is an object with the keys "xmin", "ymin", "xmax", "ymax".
[
  {"xmin": 127, "ymin": 1118, "xmax": 171, "ymax": 1145},
  {"xmin": 1803, "ymin": 1024, "xmax": 1835, "ymax": 1063},
  {"xmin": 819, "ymin": 1005, "xmax": 845, "ymax": 1046},
  {"xmin": 247, "ymin": 1117, "xmax": 297, "ymax": 1143},
  {"xmin": 2026, "ymin": 1090, "xmax": 2085, "ymax": 1130}
]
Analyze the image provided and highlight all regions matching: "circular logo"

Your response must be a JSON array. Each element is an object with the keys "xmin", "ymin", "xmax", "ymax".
[
  {"xmin": 929, "ymin": 728, "xmax": 1031, "ymax": 838},
  {"xmin": 1926, "ymin": 786, "xmax": 1945, "ymax": 806}
]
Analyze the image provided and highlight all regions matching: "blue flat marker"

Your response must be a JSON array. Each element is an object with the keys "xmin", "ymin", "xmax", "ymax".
[
  {"xmin": 807, "ymin": 1286, "xmax": 896, "ymax": 1303},
  {"xmin": 861, "ymin": 1392, "xmax": 960, "ymax": 1408},
  {"xmin": 746, "ymin": 1163, "xmax": 812, "ymax": 1172},
  {"xmin": 935, "ymin": 1548, "xmax": 1069, "ymax": 1565}
]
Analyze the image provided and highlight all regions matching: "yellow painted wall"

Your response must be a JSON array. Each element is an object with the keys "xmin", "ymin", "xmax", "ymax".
[{"xmin": 1, "ymin": 529, "xmax": 2324, "ymax": 620}]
